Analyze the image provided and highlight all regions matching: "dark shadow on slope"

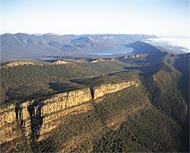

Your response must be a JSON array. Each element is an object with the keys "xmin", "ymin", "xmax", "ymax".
[
  {"xmin": 15, "ymin": 103, "xmax": 31, "ymax": 152},
  {"xmin": 15, "ymin": 103, "xmax": 23, "ymax": 121},
  {"xmin": 124, "ymin": 62, "xmax": 172, "ymax": 73},
  {"xmin": 48, "ymin": 82, "xmax": 84, "ymax": 93},
  {"xmin": 173, "ymin": 53, "xmax": 190, "ymax": 152},
  {"xmin": 173, "ymin": 53, "xmax": 189, "ymax": 103},
  {"xmin": 27, "ymin": 99, "xmax": 44, "ymax": 151},
  {"xmin": 139, "ymin": 72, "xmax": 161, "ymax": 104}
]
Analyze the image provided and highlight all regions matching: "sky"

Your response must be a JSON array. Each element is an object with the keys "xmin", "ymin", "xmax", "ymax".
[{"xmin": 0, "ymin": 0, "xmax": 189, "ymax": 37}]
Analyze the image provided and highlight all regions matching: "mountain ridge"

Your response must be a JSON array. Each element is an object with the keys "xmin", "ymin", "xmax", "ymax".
[{"xmin": 0, "ymin": 33, "xmax": 156, "ymax": 62}]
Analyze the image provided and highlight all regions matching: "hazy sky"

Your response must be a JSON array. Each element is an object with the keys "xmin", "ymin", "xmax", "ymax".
[{"xmin": 0, "ymin": 0, "xmax": 189, "ymax": 36}]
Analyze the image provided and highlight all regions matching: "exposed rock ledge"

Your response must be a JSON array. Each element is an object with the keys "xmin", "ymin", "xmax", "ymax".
[
  {"xmin": 2, "ymin": 61, "xmax": 35, "ymax": 68},
  {"xmin": 0, "ymin": 81, "xmax": 140, "ymax": 144},
  {"xmin": 93, "ymin": 81, "xmax": 139, "ymax": 99},
  {"xmin": 52, "ymin": 60, "xmax": 69, "ymax": 65}
]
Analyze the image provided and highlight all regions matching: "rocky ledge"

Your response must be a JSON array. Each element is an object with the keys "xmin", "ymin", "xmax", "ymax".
[{"xmin": 0, "ymin": 80, "xmax": 140, "ymax": 145}]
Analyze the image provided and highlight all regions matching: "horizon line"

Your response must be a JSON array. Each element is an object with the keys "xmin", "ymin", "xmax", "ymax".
[
  {"xmin": 0, "ymin": 32, "xmax": 157, "ymax": 35},
  {"xmin": 1, "ymin": 32, "xmax": 190, "ymax": 38}
]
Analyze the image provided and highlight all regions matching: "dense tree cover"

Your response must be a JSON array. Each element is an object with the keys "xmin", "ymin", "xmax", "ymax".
[
  {"xmin": 147, "ymin": 69, "xmax": 187, "ymax": 124},
  {"xmin": 0, "ymin": 61, "xmax": 126, "ymax": 103},
  {"xmin": 139, "ymin": 63, "xmax": 189, "ymax": 152},
  {"xmin": 93, "ymin": 108, "xmax": 183, "ymax": 152},
  {"xmin": 173, "ymin": 53, "xmax": 190, "ymax": 103},
  {"xmin": 72, "ymin": 71, "xmax": 139, "ymax": 87},
  {"xmin": 0, "ymin": 55, "xmax": 189, "ymax": 152},
  {"xmin": 1, "ymin": 85, "xmax": 185, "ymax": 152}
]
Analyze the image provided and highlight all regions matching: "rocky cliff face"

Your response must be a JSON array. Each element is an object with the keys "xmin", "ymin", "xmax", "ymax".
[
  {"xmin": 2, "ymin": 61, "xmax": 35, "ymax": 68},
  {"xmin": 93, "ymin": 81, "xmax": 140, "ymax": 99},
  {"xmin": 0, "ymin": 81, "xmax": 139, "ymax": 145}
]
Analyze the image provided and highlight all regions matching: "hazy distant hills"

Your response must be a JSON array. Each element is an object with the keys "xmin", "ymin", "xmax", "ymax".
[
  {"xmin": 125, "ymin": 41, "xmax": 167, "ymax": 64},
  {"xmin": 0, "ymin": 33, "xmax": 156, "ymax": 62},
  {"xmin": 126, "ymin": 41, "xmax": 161, "ymax": 54}
]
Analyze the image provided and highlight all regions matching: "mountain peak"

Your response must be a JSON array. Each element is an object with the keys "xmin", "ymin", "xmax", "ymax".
[
  {"xmin": 1, "ymin": 33, "xmax": 13, "ymax": 36},
  {"xmin": 15, "ymin": 32, "xmax": 29, "ymax": 35}
]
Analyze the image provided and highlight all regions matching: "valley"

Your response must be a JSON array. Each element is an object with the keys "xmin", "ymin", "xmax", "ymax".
[
  {"xmin": 0, "ymin": 41, "xmax": 189, "ymax": 152},
  {"xmin": 0, "ymin": 33, "xmax": 155, "ymax": 63}
]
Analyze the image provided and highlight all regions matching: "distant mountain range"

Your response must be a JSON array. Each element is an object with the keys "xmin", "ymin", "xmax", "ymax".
[{"xmin": 0, "ymin": 33, "xmax": 156, "ymax": 62}]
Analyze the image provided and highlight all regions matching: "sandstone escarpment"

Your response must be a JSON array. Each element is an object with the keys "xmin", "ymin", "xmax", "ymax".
[
  {"xmin": 0, "ymin": 88, "xmax": 92, "ymax": 144},
  {"xmin": 93, "ymin": 81, "xmax": 140, "ymax": 99},
  {"xmin": 2, "ymin": 61, "xmax": 35, "ymax": 68},
  {"xmin": 0, "ymin": 81, "xmax": 139, "ymax": 145}
]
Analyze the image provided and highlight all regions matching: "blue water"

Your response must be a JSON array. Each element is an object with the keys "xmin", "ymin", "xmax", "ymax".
[{"xmin": 86, "ymin": 46, "xmax": 133, "ymax": 55}]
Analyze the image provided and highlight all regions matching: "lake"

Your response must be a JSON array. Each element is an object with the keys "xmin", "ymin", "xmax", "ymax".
[{"xmin": 86, "ymin": 46, "xmax": 133, "ymax": 55}]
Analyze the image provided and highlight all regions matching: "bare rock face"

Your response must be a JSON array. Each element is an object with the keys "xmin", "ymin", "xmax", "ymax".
[
  {"xmin": 0, "ymin": 88, "xmax": 92, "ymax": 144},
  {"xmin": 0, "ymin": 81, "xmax": 139, "ymax": 145},
  {"xmin": 52, "ymin": 60, "xmax": 69, "ymax": 65},
  {"xmin": 66, "ymin": 88, "xmax": 92, "ymax": 108},
  {"xmin": 2, "ymin": 61, "xmax": 35, "ymax": 68},
  {"xmin": 0, "ymin": 101, "xmax": 31, "ymax": 143},
  {"xmin": 124, "ymin": 54, "xmax": 140, "ymax": 59},
  {"xmin": 93, "ymin": 81, "xmax": 140, "ymax": 99}
]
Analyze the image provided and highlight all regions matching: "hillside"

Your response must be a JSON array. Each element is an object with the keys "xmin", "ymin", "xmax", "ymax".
[
  {"xmin": 0, "ymin": 59, "xmax": 127, "ymax": 103},
  {"xmin": 0, "ymin": 42, "xmax": 189, "ymax": 152},
  {"xmin": 125, "ymin": 41, "xmax": 167, "ymax": 64},
  {"xmin": 0, "ymin": 68, "xmax": 188, "ymax": 152}
]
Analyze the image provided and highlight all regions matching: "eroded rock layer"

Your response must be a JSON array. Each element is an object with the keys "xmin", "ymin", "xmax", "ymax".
[{"xmin": 0, "ymin": 81, "xmax": 139, "ymax": 145}]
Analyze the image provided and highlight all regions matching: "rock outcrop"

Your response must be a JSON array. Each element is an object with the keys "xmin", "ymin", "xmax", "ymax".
[
  {"xmin": 124, "ymin": 54, "xmax": 140, "ymax": 59},
  {"xmin": 52, "ymin": 60, "xmax": 68, "ymax": 65},
  {"xmin": 2, "ymin": 61, "xmax": 35, "ymax": 68},
  {"xmin": 0, "ymin": 81, "xmax": 139, "ymax": 145},
  {"xmin": 93, "ymin": 81, "xmax": 139, "ymax": 99}
]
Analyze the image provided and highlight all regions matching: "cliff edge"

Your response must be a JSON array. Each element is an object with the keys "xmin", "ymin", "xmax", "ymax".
[{"xmin": 0, "ymin": 80, "xmax": 140, "ymax": 145}]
